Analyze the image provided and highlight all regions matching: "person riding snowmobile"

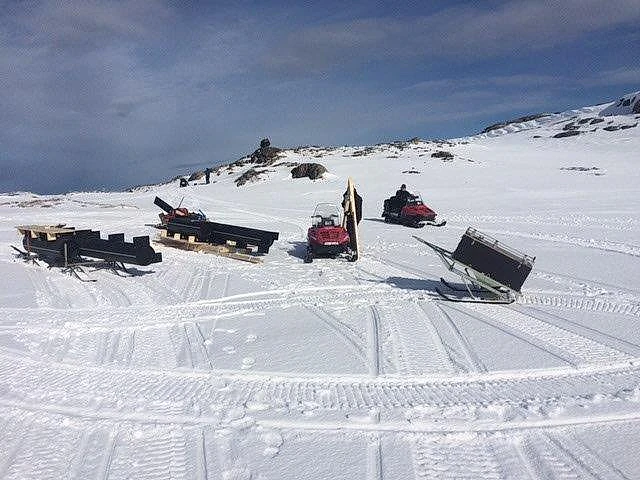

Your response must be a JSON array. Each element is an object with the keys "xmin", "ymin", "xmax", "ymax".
[{"xmin": 395, "ymin": 184, "xmax": 412, "ymax": 205}]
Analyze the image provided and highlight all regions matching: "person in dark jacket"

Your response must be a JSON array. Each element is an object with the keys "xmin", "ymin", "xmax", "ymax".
[
  {"xmin": 395, "ymin": 184, "xmax": 411, "ymax": 204},
  {"xmin": 205, "ymin": 168, "xmax": 212, "ymax": 184}
]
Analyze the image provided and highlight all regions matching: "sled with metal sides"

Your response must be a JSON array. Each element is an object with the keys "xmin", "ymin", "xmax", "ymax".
[{"xmin": 413, "ymin": 229, "xmax": 535, "ymax": 304}]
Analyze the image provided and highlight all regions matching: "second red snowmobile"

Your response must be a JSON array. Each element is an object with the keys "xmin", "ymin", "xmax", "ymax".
[{"xmin": 382, "ymin": 193, "xmax": 446, "ymax": 228}]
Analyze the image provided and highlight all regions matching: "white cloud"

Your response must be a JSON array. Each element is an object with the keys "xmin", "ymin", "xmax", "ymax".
[
  {"xmin": 581, "ymin": 66, "xmax": 640, "ymax": 86},
  {"xmin": 264, "ymin": 0, "xmax": 640, "ymax": 73}
]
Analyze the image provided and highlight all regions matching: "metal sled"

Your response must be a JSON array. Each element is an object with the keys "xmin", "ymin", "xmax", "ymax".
[
  {"xmin": 413, "ymin": 228, "xmax": 535, "ymax": 304},
  {"xmin": 154, "ymin": 197, "xmax": 279, "ymax": 256},
  {"xmin": 14, "ymin": 225, "xmax": 161, "ymax": 281}
]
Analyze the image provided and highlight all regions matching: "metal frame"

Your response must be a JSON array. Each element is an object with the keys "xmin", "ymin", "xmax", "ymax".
[{"xmin": 413, "ymin": 235, "xmax": 516, "ymax": 303}]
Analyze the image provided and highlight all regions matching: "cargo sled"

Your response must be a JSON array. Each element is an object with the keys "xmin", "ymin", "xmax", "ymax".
[
  {"xmin": 153, "ymin": 197, "xmax": 279, "ymax": 262},
  {"xmin": 413, "ymin": 228, "xmax": 535, "ymax": 304},
  {"xmin": 13, "ymin": 225, "xmax": 162, "ymax": 281},
  {"xmin": 383, "ymin": 193, "xmax": 445, "ymax": 227}
]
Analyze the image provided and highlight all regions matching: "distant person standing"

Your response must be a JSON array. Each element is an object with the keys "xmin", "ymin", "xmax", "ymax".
[{"xmin": 205, "ymin": 167, "xmax": 212, "ymax": 184}]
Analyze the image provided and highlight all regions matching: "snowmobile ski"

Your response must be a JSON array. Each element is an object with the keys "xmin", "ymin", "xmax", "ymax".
[
  {"xmin": 424, "ymin": 219, "xmax": 447, "ymax": 227},
  {"xmin": 435, "ymin": 286, "xmax": 514, "ymax": 304}
]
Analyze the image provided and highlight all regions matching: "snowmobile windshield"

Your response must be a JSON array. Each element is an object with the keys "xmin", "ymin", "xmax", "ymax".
[
  {"xmin": 406, "ymin": 194, "xmax": 424, "ymax": 205},
  {"xmin": 311, "ymin": 203, "xmax": 342, "ymax": 227}
]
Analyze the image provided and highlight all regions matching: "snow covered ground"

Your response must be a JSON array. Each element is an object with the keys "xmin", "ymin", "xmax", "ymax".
[{"xmin": 1, "ymin": 94, "xmax": 639, "ymax": 479}]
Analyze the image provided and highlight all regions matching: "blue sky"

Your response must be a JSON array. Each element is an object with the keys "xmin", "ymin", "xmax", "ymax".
[{"xmin": 1, "ymin": 0, "xmax": 639, "ymax": 193}]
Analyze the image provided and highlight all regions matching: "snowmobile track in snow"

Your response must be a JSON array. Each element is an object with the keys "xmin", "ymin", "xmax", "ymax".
[
  {"xmin": 420, "ymin": 301, "xmax": 486, "ymax": 373},
  {"xmin": 521, "ymin": 293, "xmax": 640, "ymax": 318},
  {"xmin": 513, "ymin": 304, "xmax": 640, "ymax": 358},
  {"xmin": 2, "ymin": 351, "xmax": 639, "ymax": 422},
  {"xmin": 449, "ymin": 303, "xmax": 634, "ymax": 367}
]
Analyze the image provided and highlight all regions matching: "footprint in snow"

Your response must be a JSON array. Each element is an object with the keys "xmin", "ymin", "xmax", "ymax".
[{"xmin": 241, "ymin": 357, "xmax": 255, "ymax": 369}]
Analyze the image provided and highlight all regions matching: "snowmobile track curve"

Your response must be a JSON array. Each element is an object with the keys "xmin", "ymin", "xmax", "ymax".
[
  {"xmin": 450, "ymin": 303, "xmax": 634, "ymax": 366},
  {"xmin": 0, "ymin": 284, "xmax": 390, "ymax": 332},
  {"xmin": 2, "ymin": 351, "xmax": 639, "ymax": 416},
  {"xmin": 423, "ymin": 301, "xmax": 486, "ymax": 373},
  {"xmin": 305, "ymin": 306, "xmax": 370, "ymax": 370},
  {"xmin": 479, "ymin": 227, "xmax": 640, "ymax": 258},
  {"xmin": 258, "ymin": 410, "xmax": 640, "ymax": 435},
  {"xmin": 447, "ymin": 213, "xmax": 640, "ymax": 233},
  {"xmin": 533, "ymin": 269, "xmax": 640, "ymax": 297},
  {"xmin": 521, "ymin": 293, "xmax": 640, "ymax": 318},
  {"xmin": 513, "ymin": 304, "xmax": 640, "ymax": 358}
]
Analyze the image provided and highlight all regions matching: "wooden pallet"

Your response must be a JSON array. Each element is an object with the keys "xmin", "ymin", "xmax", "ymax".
[
  {"xmin": 154, "ymin": 232, "xmax": 263, "ymax": 264},
  {"xmin": 16, "ymin": 224, "xmax": 74, "ymax": 241}
]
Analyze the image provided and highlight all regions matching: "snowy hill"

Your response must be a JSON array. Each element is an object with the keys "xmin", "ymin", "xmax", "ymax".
[
  {"xmin": 601, "ymin": 90, "xmax": 640, "ymax": 116},
  {"xmin": 175, "ymin": 92, "xmax": 639, "ymax": 191},
  {"xmin": 1, "ymin": 91, "xmax": 640, "ymax": 479}
]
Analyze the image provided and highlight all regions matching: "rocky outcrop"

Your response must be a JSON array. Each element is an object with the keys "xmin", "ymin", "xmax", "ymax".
[
  {"xmin": 351, "ymin": 147, "xmax": 376, "ymax": 157},
  {"xmin": 250, "ymin": 138, "xmax": 283, "ymax": 165},
  {"xmin": 431, "ymin": 150, "xmax": 454, "ymax": 161},
  {"xmin": 291, "ymin": 163, "xmax": 327, "ymax": 180},
  {"xmin": 235, "ymin": 168, "xmax": 268, "ymax": 187},
  {"xmin": 188, "ymin": 171, "xmax": 204, "ymax": 181},
  {"xmin": 481, "ymin": 114, "xmax": 549, "ymax": 134},
  {"xmin": 600, "ymin": 91, "xmax": 640, "ymax": 116},
  {"xmin": 233, "ymin": 138, "xmax": 284, "ymax": 187},
  {"xmin": 553, "ymin": 130, "xmax": 581, "ymax": 138}
]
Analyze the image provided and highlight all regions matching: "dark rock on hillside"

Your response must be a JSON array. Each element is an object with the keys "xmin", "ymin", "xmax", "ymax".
[
  {"xmin": 431, "ymin": 150, "xmax": 454, "ymax": 161},
  {"xmin": 188, "ymin": 171, "xmax": 205, "ymax": 181},
  {"xmin": 553, "ymin": 131, "xmax": 581, "ymax": 138},
  {"xmin": 291, "ymin": 163, "xmax": 327, "ymax": 180},
  {"xmin": 634, "ymin": 101, "xmax": 640, "ymax": 114},
  {"xmin": 561, "ymin": 166, "xmax": 599, "ymax": 172},
  {"xmin": 590, "ymin": 118, "xmax": 604, "ymax": 124},
  {"xmin": 351, "ymin": 147, "xmax": 376, "ymax": 157},
  {"xmin": 273, "ymin": 161, "xmax": 299, "ymax": 168},
  {"xmin": 235, "ymin": 168, "xmax": 270, "ymax": 187},
  {"xmin": 481, "ymin": 113, "xmax": 549, "ymax": 134}
]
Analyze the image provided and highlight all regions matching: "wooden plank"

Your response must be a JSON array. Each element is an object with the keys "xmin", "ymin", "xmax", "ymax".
[
  {"xmin": 154, "ymin": 235, "xmax": 262, "ymax": 264},
  {"xmin": 342, "ymin": 177, "xmax": 361, "ymax": 260},
  {"xmin": 16, "ymin": 225, "xmax": 75, "ymax": 235}
]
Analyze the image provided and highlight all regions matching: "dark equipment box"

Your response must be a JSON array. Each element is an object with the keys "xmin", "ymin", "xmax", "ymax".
[{"xmin": 452, "ymin": 227, "xmax": 535, "ymax": 292}]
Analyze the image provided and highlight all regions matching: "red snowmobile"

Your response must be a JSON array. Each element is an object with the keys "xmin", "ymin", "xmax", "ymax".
[
  {"xmin": 382, "ymin": 193, "xmax": 446, "ymax": 228},
  {"xmin": 304, "ymin": 203, "xmax": 356, "ymax": 263}
]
